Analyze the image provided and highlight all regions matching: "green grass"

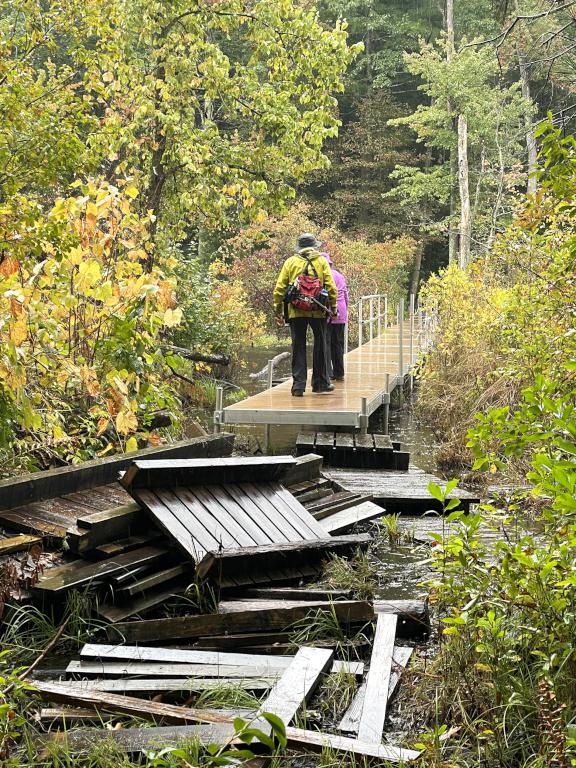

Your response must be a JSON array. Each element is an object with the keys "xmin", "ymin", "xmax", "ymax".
[
  {"xmin": 318, "ymin": 549, "xmax": 378, "ymax": 601},
  {"xmin": 194, "ymin": 684, "xmax": 263, "ymax": 711}
]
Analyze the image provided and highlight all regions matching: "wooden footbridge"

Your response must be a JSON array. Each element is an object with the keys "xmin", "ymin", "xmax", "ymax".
[{"xmin": 215, "ymin": 295, "xmax": 434, "ymax": 434}]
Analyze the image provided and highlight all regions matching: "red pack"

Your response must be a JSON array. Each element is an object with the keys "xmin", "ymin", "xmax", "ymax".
[{"xmin": 287, "ymin": 257, "xmax": 328, "ymax": 312}]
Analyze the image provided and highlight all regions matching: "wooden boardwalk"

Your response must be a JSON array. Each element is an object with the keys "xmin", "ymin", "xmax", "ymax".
[{"xmin": 219, "ymin": 323, "xmax": 419, "ymax": 429}]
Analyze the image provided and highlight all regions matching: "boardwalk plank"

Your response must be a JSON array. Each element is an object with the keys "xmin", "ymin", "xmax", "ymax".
[{"xmin": 357, "ymin": 613, "xmax": 397, "ymax": 743}]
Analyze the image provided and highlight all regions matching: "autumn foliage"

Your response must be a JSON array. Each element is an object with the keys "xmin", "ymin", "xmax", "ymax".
[
  {"xmin": 217, "ymin": 204, "xmax": 417, "ymax": 333},
  {"xmin": 0, "ymin": 181, "xmax": 180, "ymax": 471}
]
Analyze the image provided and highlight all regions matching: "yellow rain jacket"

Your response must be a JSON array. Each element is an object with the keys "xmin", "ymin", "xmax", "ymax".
[{"xmin": 273, "ymin": 248, "xmax": 338, "ymax": 320}]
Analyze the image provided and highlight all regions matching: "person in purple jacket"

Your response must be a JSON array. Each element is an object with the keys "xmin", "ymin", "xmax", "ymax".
[{"xmin": 321, "ymin": 252, "xmax": 348, "ymax": 381}]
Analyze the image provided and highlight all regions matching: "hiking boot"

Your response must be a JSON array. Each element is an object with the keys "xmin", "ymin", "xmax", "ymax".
[
  {"xmin": 313, "ymin": 384, "xmax": 335, "ymax": 393},
  {"xmin": 292, "ymin": 390, "xmax": 304, "ymax": 397}
]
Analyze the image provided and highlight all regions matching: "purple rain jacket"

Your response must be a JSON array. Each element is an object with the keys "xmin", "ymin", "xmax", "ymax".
[{"xmin": 322, "ymin": 253, "xmax": 348, "ymax": 324}]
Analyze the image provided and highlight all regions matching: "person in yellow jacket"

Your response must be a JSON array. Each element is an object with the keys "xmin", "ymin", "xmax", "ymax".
[{"xmin": 273, "ymin": 233, "xmax": 338, "ymax": 396}]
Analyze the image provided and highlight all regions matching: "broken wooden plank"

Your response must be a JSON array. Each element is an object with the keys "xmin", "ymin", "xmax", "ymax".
[
  {"xmin": 121, "ymin": 456, "xmax": 296, "ymax": 489},
  {"xmin": 34, "ymin": 681, "xmax": 234, "ymax": 725},
  {"xmin": 374, "ymin": 599, "xmax": 430, "ymax": 640},
  {"xmin": 284, "ymin": 727, "xmax": 420, "ymax": 763},
  {"xmin": 305, "ymin": 491, "xmax": 362, "ymax": 514},
  {"xmin": 118, "ymin": 563, "xmax": 193, "ymax": 597},
  {"xmin": 40, "ymin": 724, "xmax": 236, "ymax": 753},
  {"xmin": 96, "ymin": 581, "xmax": 190, "ymax": 623},
  {"xmin": 319, "ymin": 500, "xmax": 385, "ymax": 535},
  {"xmin": 357, "ymin": 613, "xmax": 397, "ymax": 743},
  {"xmin": 54, "ymin": 678, "xmax": 276, "ymax": 694},
  {"xmin": 257, "ymin": 646, "xmax": 333, "ymax": 725},
  {"xmin": 33, "ymin": 546, "xmax": 169, "ymax": 592},
  {"xmin": 0, "ymin": 435, "xmax": 234, "ymax": 511},
  {"xmin": 110, "ymin": 600, "xmax": 374, "ymax": 643},
  {"xmin": 66, "ymin": 660, "xmax": 286, "ymax": 679},
  {"xmin": 312, "ymin": 494, "xmax": 374, "ymax": 521},
  {"xmin": 0, "ymin": 534, "xmax": 41, "ymax": 555},
  {"xmin": 196, "ymin": 533, "xmax": 371, "ymax": 580},
  {"xmin": 237, "ymin": 587, "xmax": 353, "ymax": 601},
  {"xmin": 80, "ymin": 643, "xmax": 295, "ymax": 669},
  {"xmin": 282, "ymin": 453, "xmax": 323, "ymax": 486},
  {"xmin": 218, "ymin": 599, "xmax": 335, "ymax": 613},
  {"xmin": 338, "ymin": 646, "xmax": 412, "ymax": 733},
  {"xmin": 76, "ymin": 502, "xmax": 141, "ymax": 529}
]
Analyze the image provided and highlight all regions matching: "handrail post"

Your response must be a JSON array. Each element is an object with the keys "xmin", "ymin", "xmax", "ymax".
[
  {"xmin": 213, "ymin": 386, "xmax": 224, "ymax": 434},
  {"xmin": 408, "ymin": 294, "xmax": 415, "ymax": 394},
  {"xmin": 369, "ymin": 297, "xmax": 374, "ymax": 342},
  {"xmin": 360, "ymin": 396, "xmax": 368, "ymax": 436},
  {"xmin": 377, "ymin": 295, "xmax": 382, "ymax": 337},
  {"xmin": 266, "ymin": 359, "xmax": 274, "ymax": 389},
  {"xmin": 383, "ymin": 372, "xmax": 390, "ymax": 435},
  {"xmin": 358, "ymin": 299, "xmax": 363, "ymax": 348},
  {"xmin": 384, "ymin": 295, "xmax": 388, "ymax": 330}
]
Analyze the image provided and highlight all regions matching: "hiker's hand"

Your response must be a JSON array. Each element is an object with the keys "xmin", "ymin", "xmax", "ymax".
[{"xmin": 275, "ymin": 314, "xmax": 285, "ymax": 327}]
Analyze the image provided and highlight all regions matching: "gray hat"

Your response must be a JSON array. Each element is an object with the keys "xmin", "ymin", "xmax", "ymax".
[{"xmin": 297, "ymin": 233, "xmax": 321, "ymax": 250}]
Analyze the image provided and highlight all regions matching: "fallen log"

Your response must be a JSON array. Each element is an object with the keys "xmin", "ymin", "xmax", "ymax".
[{"xmin": 162, "ymin": 345, "xmax": 231, "ymax": 366}]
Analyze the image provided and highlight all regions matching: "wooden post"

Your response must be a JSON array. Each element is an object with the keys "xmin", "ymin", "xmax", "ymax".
[
  {"xmin": 266, "ymin": 359, "xmax": 274, "ymax": 390},
  {"xmin": 383, "ymin": 373, "xmax": 390, "ymax": 435},
  {"xmin": 358, "ymin": 299, "xmax": 363, "ymax": 347},
  {"xmin": 213, "ymin": 386, "xmax": 224, "ymax": 434},
  {"xmin": 360, "ymin": 397, "xmax": 369, "ymax": 436}
]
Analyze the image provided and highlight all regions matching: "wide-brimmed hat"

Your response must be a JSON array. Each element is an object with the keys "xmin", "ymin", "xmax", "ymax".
[{"xmin": 297, "ymin": 233, "xmax": 321, "ymax": 250}]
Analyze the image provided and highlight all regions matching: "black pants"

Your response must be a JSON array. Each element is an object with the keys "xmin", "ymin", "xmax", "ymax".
[
  {"xmin": 327, "ymin": 323, "xmax": 346, "ymax": 379},
  {"xmin": 290, "ymin": 317, "xmax": 330, "ymax": 393}
]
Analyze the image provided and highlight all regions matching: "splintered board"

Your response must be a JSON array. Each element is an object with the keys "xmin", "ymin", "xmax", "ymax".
[{"xmin": 131, "ymin": 480, "xmax": 330, "ymax": 568}]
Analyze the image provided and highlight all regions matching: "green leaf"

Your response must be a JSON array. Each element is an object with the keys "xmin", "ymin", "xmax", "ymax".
[{"xmin": 428, "ymin": 482, "xmax": 444, "ymax": 502}]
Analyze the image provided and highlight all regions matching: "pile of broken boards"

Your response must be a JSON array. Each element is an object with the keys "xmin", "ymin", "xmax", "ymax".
[
  {"xmin": 0, "ymin": 437, "xmax": 428, "ymax": 762},
  {"xmin": 12, "ymin": 451, "xmax": 393, "ymax": 622}
]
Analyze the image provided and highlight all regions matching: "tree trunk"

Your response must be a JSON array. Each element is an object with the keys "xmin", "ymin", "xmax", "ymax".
[
  {"xmin": 446, "ymin": 0, "xmax": 458, "ymax": 263},
  {"xmin": 409, "ymin": 243, "xmax": 424, "ymax": 297},
  {"xmin": 457, "ymin": 114, "xmax": 471, "ymax": 268},
  {"xmin": 517, "ymin": 44, "xmax": 538, "ymax": 195}
]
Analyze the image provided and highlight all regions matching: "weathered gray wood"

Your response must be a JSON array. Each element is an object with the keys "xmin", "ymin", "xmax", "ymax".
[
  {"xmin": 312, "ymin": 494, "xmax": 374, "ymax": 521},
  {"xmin": 338, "ymin": 646, "xmax": 412, "ymax": 733},
  {"xmin": 305, "ymin": 491, "xmax": 361, "ymax": 513},
  {"xmin": 0, "ymin": 435, "xmax": 234, "ymax": 511},
  {"xmin": 196, "ymin": 533, "xmax": 371, "ymax": 580},
  {"xmin": 374, "ymin": 599, "xmax": 430, "ymax": 640},
  {"xmin": 237, "ymin": 587, "xmax": 353, "ymax": 601},
  {"xmin": 319, "ymin": 500, "xmax": 385, "ymax": 534},
  {"xmin": 257, "ymin": 646, "xmax": 333, "ymax": 725},
  {"xmin": 122, "ymin": 456, "xmax": 296, "ymax": 489},
  {"xmin": 67, "ymin": 504, "xmax": 144, "ymax": 554},
  {"xmin": 76, "ymin": 502, "xmax": 140, "ymax": 529},
  {"xmin": 80, "ymin": 643, "xmax": 294, "ymax": 669},
  {"xmin": 282, "ymin": 454, "xmax": 323, "ymax": 486},
  {"xmin": 219, "ymin": 599, "xmax": 332, "ymax": 613},
  {"xmin": 34, "ymin": 681, "xmax": 234, "ymax": 724},
  {"xmin": 284, "ymin": 726, "xmax": 420, "ymax": 763},
  {"xmin": 57, "ymin": 678, "xmax": 276, "ymax": 693},
  {"xmin": 288, "ymin": 478, "xmax": 331, "ymax": 497},
  {"xmin": 118, "ymin": 564, "xmax": 192, "ymax": 596},
  {"xmin": 42, "ymin": 724, "xmax": 237, "ymax": 753},
  {"xmin": 326, "ymin": 467, "xmax": 480, "ymax": 512},
  {"xmin": 34, "ymin": 546, "xmax": 169, "ymax": 592},
  {"xmin": 111, "ymin": 600, "xmax": 374, "ymax": 643},
  {"xmin": 0, "ymin": 534, "xmax": 41, "ymax": 555},
  {"xmin": 96, "ymin": 582, "xmax": 190, "ymax": 623},
  {"xmin": 66, "ymin": 660, "xmax": 285, "ymax": 679},
  {"xmin": 357, "ymin": 613, "xmax": 397, "ymax": 743}
]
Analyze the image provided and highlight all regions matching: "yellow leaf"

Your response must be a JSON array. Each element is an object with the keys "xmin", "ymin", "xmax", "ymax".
[
  {"xmin": 96, "ymin": 417, "xmax": 109, "ymax": 436},
  {"xmin": 80, "ymin": 365, "xmax": 101, "ymax": 396},
  {"xmin": 76, "ymin": 260, "xmax": 102, "ymax": 292},
  {"xmin": 125, "ymin": 185, "xmax": 139, "ymax": 199},
  {"xmin": 10, "ymin": 318, "xmax": 27, "ymax": 346},
  {"xmin": 162, "ymin": 307, "xmax": 183, "ymax": 327},
  {"xmin": 102, "ymin": 71, "xmax": 114, "ymax": 82},
  {"xmin": 125, "ymin": 436, "xmax": 139, "ymax": 452},
  {"xmin": 52, "ymin": 425, "xmax": 66, "ymax": 442},
  {"xmin": 116, "ymin": 409, "xmax": 138, "ymax": 436}
]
